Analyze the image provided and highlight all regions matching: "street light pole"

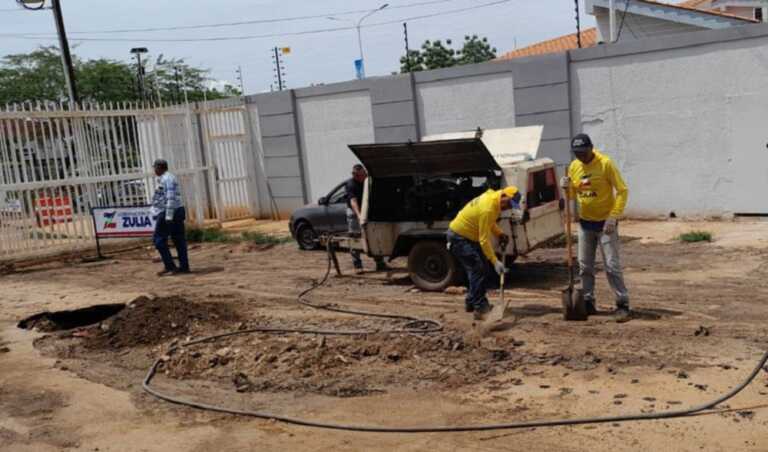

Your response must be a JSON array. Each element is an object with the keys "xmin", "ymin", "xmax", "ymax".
[
  {"xmin": 328, "ymin": 3, "xmax": 388, "ymax": 80},
  {"xmin": 130, "ymin": 47, "xmax": 148, "ymax": 101}
]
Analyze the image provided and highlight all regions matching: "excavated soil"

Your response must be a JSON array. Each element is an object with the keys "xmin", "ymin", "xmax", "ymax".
[
  {"xmin": 160, "ymin": 330, "xmax": 603, "ymax": 398},
  {"xmin": 5, "ymin": 220, "xmax": 768, "ymax": 451}
]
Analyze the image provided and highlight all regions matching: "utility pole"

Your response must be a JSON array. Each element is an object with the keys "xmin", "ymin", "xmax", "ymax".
[
  {"xmin": 235, "ymin": 66, "xmax": 245, "ymax": 95},
  {"xmin": 51, "ymin": 0, "xmax": 78, "ymax": 106},
  {"xmin": 17, "ymin": 0, "xmax": 78, "ymax": 106},
  {"xmin": 130, "ymin": 47, "xmax": 148, "ymax": 101},
  {"xmin": 574, "ymin": 0, "xmax": 582, "ymax": 48},
  {"xmin": 403, "ymin": 22, "xmax": 411, "ymax": 72},
  {"xmin": 271, "ymin": 47, "xmax": 286, "ymax": 91}
]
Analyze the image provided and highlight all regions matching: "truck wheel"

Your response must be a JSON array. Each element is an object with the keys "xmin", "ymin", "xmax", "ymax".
[{"xmin": 408, "ymin": 241, "xmax": 460, "ymax": 292}]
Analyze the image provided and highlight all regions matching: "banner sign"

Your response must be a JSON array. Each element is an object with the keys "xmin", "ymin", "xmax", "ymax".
[{"xmin": 92, "ymin": 206, "xmax": 156, "ymax": 239}]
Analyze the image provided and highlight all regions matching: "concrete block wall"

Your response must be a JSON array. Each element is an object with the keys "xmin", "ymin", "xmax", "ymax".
[
  {"xmin": 295, "ymin": 82, "xmax": 376, "ymax": 202},
  {"xmin": 510, "ymin": 53, "xmax": 573, "ymax": 169},
  {"xmin": 246, "ymin": 91, "xmax": 307, "ymax": 218},
  {"xmin": 569, "ymin": 23, "xmax": 768, "ymax": 216},
  {"xmin": 237, "ymin": 23, "xmax": 768, "ymax": 220}
]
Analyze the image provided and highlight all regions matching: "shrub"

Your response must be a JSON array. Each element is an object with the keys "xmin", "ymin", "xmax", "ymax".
[{"xmin": 678, "ymin": 231, "xmax": 712, "ymax": 243}]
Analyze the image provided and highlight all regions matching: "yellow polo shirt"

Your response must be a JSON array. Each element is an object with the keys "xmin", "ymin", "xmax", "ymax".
[{"xmin": 567, "ymin": 149, "xmax": 628, "ymax": 221}]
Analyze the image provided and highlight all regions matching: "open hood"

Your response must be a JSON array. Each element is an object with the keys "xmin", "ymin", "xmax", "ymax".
[
  {"xmin": 422, "ymin": 126, "xmax": 544, "ymax": 166},
  {"xmin": 348, "ymin": 138, "xmax": 500, "ymax": 178}
]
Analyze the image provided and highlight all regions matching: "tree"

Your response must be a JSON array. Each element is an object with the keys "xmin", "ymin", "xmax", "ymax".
[
  {"xmin": 457, "ymin": 35, "xmax": 497, "ymax": 65},
  {"xmin": 400, "ymin": 35, "xmax": 497, "ymax": 73},
  {"xmin": 0, "ymin": 46, "xmax": 240, "ymax": 105}
]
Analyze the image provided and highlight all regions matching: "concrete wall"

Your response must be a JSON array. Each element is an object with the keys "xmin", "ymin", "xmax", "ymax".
[
  {"xmin": 415, "ymin": 70, "xmax": 516, "ymax": 136},
  {"xmin": 237, "ymin": 22, "xmax": 768, "ymax": 220},
  {"xmin": 570, "ymin": 24, "xmax": 768, "ymax": 216},
  {"xmin": 296, "ymin": 89, "xmax": 374, "ymax": 201},
  {"xmin": 247, "ymin": 91, "xmax": 307, "ymax": 218}
]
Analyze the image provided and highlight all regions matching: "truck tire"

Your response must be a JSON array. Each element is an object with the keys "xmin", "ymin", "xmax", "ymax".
[{"xmin": 408, "ymin": 241, "xmax": 460, "ymax": 292}]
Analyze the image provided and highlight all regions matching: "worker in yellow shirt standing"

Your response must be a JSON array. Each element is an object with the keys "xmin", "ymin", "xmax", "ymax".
[
  {"xmin": 560, "ymin": 133, "xmax": 631, "ymax": 323},
  {"xmin": 447, "ymin": 186, "xmax": 521, "ymax": 320}
]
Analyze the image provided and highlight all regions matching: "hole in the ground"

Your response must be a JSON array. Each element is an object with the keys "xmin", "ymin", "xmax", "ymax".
[{"xmin": 18, "ymin": 303, "xmax": 126, "ymax": 332}]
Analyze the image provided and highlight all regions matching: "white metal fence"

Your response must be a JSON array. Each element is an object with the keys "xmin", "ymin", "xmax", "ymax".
[{"xmin": 0, "ymin": 101, "xmax": 257, "ymax": 262}]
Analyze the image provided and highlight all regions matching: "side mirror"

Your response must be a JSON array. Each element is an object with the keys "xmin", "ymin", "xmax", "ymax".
[{"xmin": 318, "ymin": 196, "xmax": 328, "ymax": 205}]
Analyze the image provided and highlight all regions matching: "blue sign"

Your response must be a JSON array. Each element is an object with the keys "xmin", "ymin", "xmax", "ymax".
[{"xmin": 354, "ymin": 59, "xmax": 365, "ymax": 80}]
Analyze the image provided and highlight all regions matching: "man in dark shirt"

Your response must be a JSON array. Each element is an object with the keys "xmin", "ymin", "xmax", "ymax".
[{"xmin": 346, "ymin": 164, "xmax": 387, "ymax": 273}]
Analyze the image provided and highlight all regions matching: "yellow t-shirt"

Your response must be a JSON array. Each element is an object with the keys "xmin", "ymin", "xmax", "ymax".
[
  {"xmin": 567, "ymin": 149, "xmax": 628, "ymax": 221},
  {"xmin": 449, "ymin": 189, "xmax": 506, "ymax": 264}
]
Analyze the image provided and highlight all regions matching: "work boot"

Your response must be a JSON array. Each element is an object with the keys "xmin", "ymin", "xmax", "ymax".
[
  {"xmin": 473, "ymin": 303, "xmax": 494, "ymax": 321},
  {"xmin": 157, "ymin": 268, "xmax": 176, "ymax": 277},
  {"xmin": 354, "ymin": 265, "xmax": 364, "ymax": 275},
  {"xmin": 375, "ymin": 261, "xmax": 391, "ymax": 272},
  {"xmin": 172, "ymin": 268, "xmax": 191, "ymax": 275},
  {"xmin": 585, "ymin": 298, "xmax": 598, "ymax": 316},
  {"xmin": 614, "ymin": 306, "xmax": 631, "ymax": 323},
  {"xmin": 465, "ymin": 303, "xmax": 474, "ymax": 313}
]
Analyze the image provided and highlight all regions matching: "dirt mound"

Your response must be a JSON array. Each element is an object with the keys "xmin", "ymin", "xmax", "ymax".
[
  {"xmin": 83, "ymin": 296, "xmax": 240, "ymax": 349},
  {"xmin": 162, "ymin": 330, "xmax": 595, "ymax": 398}
]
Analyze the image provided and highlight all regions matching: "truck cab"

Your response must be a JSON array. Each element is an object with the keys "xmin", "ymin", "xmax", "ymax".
[{"xmin": 347, "ymin": 126, "xmax": 564, "ymax": 291}]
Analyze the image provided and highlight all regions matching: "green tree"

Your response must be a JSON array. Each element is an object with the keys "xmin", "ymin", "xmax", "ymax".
[
  {"xmin": 400, "ymin": 35, "xmax": 496, "ymax": 73},
  {"xmin": 77, "ymin": 59, "xmax": 137, "ymax": 103},
  {"xmin": 457, "ymin": 35, "xmax": 497, "ymax": 65},
  {"xmin": 0, "ymin": 46, "xmax": 240, "ymax": 105}
]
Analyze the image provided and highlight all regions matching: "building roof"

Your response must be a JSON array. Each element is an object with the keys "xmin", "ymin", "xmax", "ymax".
[
  {"xmin": 497, "ymin": 28, "xmax": 598, "ymax": 60},
  {"xmin": 496, "ymin": 0, "xmax": 756, "ymax": 61},
  {"xmin": 638, "ymin": 0, "xmax": 758, "ymax": 22}
]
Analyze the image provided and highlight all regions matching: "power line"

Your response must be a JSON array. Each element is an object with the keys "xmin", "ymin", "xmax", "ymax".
[
  {"xmin": 56, "ymin": 0, "xmax": 459, "ymax": 34},
  {"xmin": 3, "ymin": 0, "xmax": 514, "ymax": 43}
]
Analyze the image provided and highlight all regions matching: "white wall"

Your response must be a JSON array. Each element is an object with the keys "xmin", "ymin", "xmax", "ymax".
[
  {"xmin": 571, "ymin": 36, "xmax": 768, "ymax": 216},
  {"xmin": 296, "ymin": 91, "xmax": 374, "ymax": 202},
  {"xmin": 416, "ymin": 73, "xmax": 515, "ymax": 136}
]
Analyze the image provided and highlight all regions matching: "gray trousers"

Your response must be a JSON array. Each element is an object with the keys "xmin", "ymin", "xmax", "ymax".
[{"xmin": 578, "ymin": 225, "xmax": 630, "ymax": 308}]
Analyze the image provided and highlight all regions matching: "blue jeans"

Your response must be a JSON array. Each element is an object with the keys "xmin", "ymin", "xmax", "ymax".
[
  {"xmin": 153, "ymin": 206, "xmax": 189, "ymax": 272},
  {"xmin": 447, "ymin": 231, "xmax": 490, "ymax": 311}
]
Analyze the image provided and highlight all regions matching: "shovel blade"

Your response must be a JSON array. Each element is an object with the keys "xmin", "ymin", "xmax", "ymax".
[{"xmin": 562, "ymin": 287, "xmax": 588, "ymax": 321}]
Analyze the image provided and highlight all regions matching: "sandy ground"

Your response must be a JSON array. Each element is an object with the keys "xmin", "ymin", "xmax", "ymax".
[{"xmin": 1, "ymin": 219, "xmax": 768, "ymax": 451}]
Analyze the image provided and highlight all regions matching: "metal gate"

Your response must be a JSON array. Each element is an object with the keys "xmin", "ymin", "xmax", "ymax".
[
  {"xmin": 0, "ymin": 102, "xmax": 215, "ymax": 262},
  {"xmin": 200, "ymin": 101, "xmax": 256, "ymax": 221}
]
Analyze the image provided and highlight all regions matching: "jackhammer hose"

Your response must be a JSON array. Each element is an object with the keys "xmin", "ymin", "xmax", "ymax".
[{"xmin": 142, "ymin": 235, "xmax": 768, "ymax": 433}]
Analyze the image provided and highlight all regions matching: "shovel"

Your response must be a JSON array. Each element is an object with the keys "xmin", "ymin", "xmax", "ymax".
[
  {"xmin": 562, "ymin": 190, "xmax": 588, "ymax": 321},
  {"xmin": 486, "ymin": 237, "xmax": 510, "ymax": 323}
]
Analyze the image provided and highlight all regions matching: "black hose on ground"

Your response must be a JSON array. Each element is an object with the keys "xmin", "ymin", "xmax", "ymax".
[{"xmin": 142, "ymin": 235, "xmax": 768, "ymax": 433}]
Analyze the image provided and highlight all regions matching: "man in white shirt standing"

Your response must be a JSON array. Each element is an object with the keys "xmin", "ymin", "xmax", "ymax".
[{"xmin": 151, "ymin": 159, "xmax": 190, "ymax": 276}]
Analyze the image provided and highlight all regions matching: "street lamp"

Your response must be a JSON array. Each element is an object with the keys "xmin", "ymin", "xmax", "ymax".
[
  {"xmin": 17, "ymin": 0, "xmax": 79, "ymax": 106},
  {"xmin": 328, "ymin": 3, "xmax": 388, "ymax": 79},
  {"xmin": 130, "ymin": 47, "xmax": 149, "ymax": 101}
]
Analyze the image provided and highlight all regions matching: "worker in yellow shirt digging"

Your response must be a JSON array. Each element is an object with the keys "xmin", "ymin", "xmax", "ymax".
[
  {"xmin": 447, "ymin": 186, "xmax": 520, "ymax": 320},
  {"xmin": 560, "ymin": 133, "xmax": 631, "ymax": 323}
]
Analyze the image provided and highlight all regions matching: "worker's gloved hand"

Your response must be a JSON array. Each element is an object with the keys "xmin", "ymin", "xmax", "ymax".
[
  {"xmin": 165, "ymin": 209, "xmax": 174, "ymax": 222},
  {"xmin": 494, "ymin": 260, "xmax": 507, "ymax": 275},
  {"xmin": 559, "ymin": 176, "xmax": 571, "ymax": 190},
  {"xmin": 604, "ymin": 218, "xmax": 618, "ymax": 235}
]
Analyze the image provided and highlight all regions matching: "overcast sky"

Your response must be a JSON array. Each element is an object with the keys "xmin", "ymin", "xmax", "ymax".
[{"xmin": 1, "ymin": 0, "xmax": 596, "ymax": 94}]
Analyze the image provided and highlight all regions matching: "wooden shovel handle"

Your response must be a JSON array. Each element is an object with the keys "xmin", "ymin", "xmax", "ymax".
[{"xmin": 564, "ymin": 188, "xmax": 574, "ymax": 286}]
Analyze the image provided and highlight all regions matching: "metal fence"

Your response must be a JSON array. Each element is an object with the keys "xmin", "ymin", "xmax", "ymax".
[{"xmin": 0, "ymin": 101, "xmax": 256, "ymax": 262}]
